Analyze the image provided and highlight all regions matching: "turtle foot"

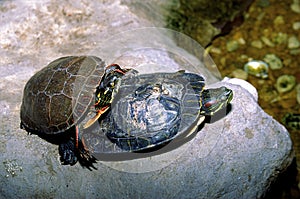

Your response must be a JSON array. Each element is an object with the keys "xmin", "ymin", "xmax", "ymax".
[
  {"xmin": 58, "ymin": 140, "xmax": 78, "ymax": 166},
  {"xmin": 77, "ymin": 139, "xmax": 97, "ymax": 170},
  {"xmin": 77, "ymin": 140, "xmax": 97, "ymax": 170},
  {"xmin": 58, "ymin": 138, "xmax": 97, "ymax": 169}
]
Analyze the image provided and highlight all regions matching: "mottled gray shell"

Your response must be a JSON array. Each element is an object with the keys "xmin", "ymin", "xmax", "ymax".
[{"xmin": 82, "ymin": 71, "xmax": 206, "ymax": 154}]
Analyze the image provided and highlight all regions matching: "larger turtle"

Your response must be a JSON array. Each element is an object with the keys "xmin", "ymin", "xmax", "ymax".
[
  {"xmin": 20, "ymin": 56, "xmax": 129, "ymax": 167},
  {"xmin": 82, "ymin": 70, "xmax": 233, "ymax": 154}
]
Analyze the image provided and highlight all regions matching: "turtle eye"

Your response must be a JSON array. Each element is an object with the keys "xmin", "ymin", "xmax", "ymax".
[
  {"xmin": 110, "ymin": 82, "xmax": 115, "ymax": 87},
  {"xmin": 220, "ymin": 95, "xmax": 227, "ymax": 101},
  {"xmin": 204, "ymin": 101, "xmax": 213, "ymax": 108}
]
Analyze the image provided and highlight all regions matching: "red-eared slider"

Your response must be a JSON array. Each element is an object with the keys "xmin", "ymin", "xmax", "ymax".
[
  {"xmin": 83, "ymin": 70, "xmax": 233, "ymax": 153},
  {"xmin": 20, "ymin": 56, "xmax": 129, "ymax": 167}
]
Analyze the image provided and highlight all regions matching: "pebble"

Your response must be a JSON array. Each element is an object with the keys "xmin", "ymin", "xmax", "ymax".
[
  {"xmin": 260, "ymin": 86, "xmax": 279, "ymax": 103},
  {"xmin": 291, "ymin": 1, "xmax": 300, "ymax": 13},
  {"xmin": 273, "ymin": 32, "xmax": 288, "ymax": 45},
  {"xmin": 257, "ymin": 12, "xmax": 265, "ymax": 21},
  {"xmin": 288, "ymin": 35, "xmax": 300, "ymax": 49},
  {"xmin": 239, "ymin": 54, "xmax": 249, "ymax": 60},
  {"xmin": 244, "ymin": 60, "xmax": 268, "ymax": 79},
  {"xmin": 220, "ymin": 57, "xmax": 226, "ymax": 66},
  {"xmin": 292, "ymin": 21, "xmax": 300, "ymax": 30},
  {"xmin": 207, "ymin": 46, "xmax": 222, "ymax": 54},
  {"xmin": 296, "ymin": 83, "xmax": 300, "ymax": 104},
  {"xmin": 231, "ymin": 69, "xmax": 248, "ymax": 80},
  {"xmin": 237, "ymin": 37, "xmax": 246, "ymax": 45},
  {"xmin": 261, "ymin": 36, "xmax": 275, "ymax": 47},
  {"xmin": 273, "ymin": 15, "xmax": 285, "ymax": 26},
  {"xmin": 275, "ymin": 75, "xmax": 296, "ymax": 93},
  {"xmin": 226, "ymin": 40, "xmax": 239, "ymax": 52},
  {"xmin": 251, "ymin": 40, "xmax": 263, "ymax": 49},
  {"xmin": 263, "ymin": 54, "xmax": 283, "ymax": 70}
]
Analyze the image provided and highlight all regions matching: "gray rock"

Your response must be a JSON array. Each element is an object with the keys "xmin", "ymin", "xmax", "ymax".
[
  {"xmin": 0, "ymin": 0, "xmax": 293, "ymax": 199},
  {"xmin": 1, "ymin": 80, "xmax": 293, "ymax": 199}
]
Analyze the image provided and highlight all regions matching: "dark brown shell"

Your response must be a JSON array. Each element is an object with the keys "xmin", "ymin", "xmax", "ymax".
[{"xmin": 20, "ymin": 56, "xmax": 105, "ymax": 134}]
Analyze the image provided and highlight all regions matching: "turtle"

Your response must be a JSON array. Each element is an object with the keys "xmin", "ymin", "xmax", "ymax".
[
  {"xmin": 20, "ymin": 56, "xmax": 129, "ymax": 167},
  {"xmin": 82, "ymin": 64, "xmax": 132, "ymax": 129},
  {"xmin": 82, "ymin": 70, "xmax": 233, "ymax": 154}
]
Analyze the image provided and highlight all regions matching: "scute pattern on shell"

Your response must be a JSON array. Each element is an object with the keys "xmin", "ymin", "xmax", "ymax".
[
  {"xmin": 82, "ymin": 71, "xmax": 206, "ymax": 153},
  {"xmin": 20, "ymin": 56, "xmax": 105, "ymax": 134}
]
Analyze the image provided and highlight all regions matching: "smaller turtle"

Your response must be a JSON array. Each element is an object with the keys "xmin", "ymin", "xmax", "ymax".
[
  {"xmin": 20, "ymin": 56, "xmax": 129, "ymax": 167},
  {"xmin": 82, "ymin": 70, "xmax": 233, "ymax": 154}
]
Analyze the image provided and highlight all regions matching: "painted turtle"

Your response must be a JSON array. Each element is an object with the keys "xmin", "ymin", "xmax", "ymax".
[
  {"xmin": 83, "ymin": 64, "xmax": 132, "ymax": 129},
  {"xmin": 82, "ymin": 70, "xmax": 233, "ymax": 154},
  {"xmin": 20, "ymin": 56, "xmax": 129, "ymax": 167}
]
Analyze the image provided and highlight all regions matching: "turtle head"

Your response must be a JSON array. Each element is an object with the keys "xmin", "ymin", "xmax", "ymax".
[
  {"xmin": 95, "ymin": 64, "xmax": 130, "ymax": 106},
  {"xmin": 200, "ymin": 86, "xmax": 233, "ymax": 116}
]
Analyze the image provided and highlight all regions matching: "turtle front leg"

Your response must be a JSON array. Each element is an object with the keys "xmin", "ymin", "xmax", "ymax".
[{"xmin": 83, "ymin": 106, "xmax": 110, "ymax": 129}]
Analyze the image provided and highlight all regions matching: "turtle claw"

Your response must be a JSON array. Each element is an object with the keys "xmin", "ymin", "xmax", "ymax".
[
  {"xmin": 77, "ymin": 135, "xmax": 97, "ymax": 170},
  {"xmin": 77, "ymin": 148, "xmax": 97, "ymax": 170}
]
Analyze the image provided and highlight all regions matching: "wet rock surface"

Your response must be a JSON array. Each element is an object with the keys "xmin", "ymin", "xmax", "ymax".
[{"xmin": 0, "ymin": 0, "xmax": 294, "ymax": 198}]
